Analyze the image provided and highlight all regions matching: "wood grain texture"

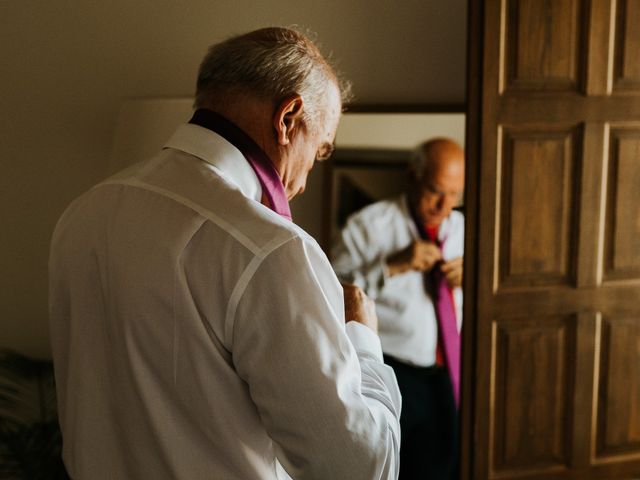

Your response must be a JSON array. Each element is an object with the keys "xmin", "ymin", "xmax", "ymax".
[
  {"xmin": 504, "ymin": 0, "xmax": 583, "ymax": 92},
  {"xmin": 614, "ymin": 0, "xmax": 640, "ymax": 92},
  {"xmin": 595, "ymin": 316, "xmax": 640, "ymax": 460},
  {"xmin": 491, "ymin": 317, "xmax": 575, "ymax": 475},
  {"xmin": 465, "ymin": 0, "xmax": 640, "ymax": 478},
  {"xmin": 576, "ymin": 123, "xmax": 607, "ymax": 288},
  {"xmin": 604, "ymin": 126, "xmax": 640, "ymax": 281},
  {"xmin": 586, "ymin": 0, "xmax": 615, "ymax": 95},
  {"xmin": 497, "ymin": 126, "xmax": 580, "ymax": 289}
]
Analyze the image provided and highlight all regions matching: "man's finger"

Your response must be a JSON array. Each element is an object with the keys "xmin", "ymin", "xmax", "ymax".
[{"xmin": 441, "ymin": 257, "xmax": 462, "ymax": 273}]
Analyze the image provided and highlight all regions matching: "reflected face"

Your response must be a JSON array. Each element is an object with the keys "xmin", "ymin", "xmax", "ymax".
[
  {"xmin": 282, "ymin": 83, "xmax": 341, "ymax": 199},
  {"xmin": 414, "ymin": 144, "xmax": 465, "ymax": 227}
]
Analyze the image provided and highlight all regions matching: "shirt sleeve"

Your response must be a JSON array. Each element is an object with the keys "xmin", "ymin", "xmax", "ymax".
[
  {"xmin": 231, "ymin": 235, "xmax": 401, "ymax": 480},
  {"xmin": 331, "ymin": 218, "xmax": 389, "ymax": 300}
]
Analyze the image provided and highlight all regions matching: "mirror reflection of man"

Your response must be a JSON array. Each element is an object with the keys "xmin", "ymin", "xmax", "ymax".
[{"xmin": 332, "ymin": 138, "xmax": 465, "ymax": 480}]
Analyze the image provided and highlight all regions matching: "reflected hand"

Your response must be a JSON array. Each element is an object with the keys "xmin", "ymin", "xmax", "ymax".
[
  {"xmin": 342, "ymin": 283, "xmax": 378, "ymax": 333},
  {"xmin": 441, "ymin": 256, "xmax": 463, "ymax": 288},
  {"xmin": 386, "ymin": 240, "xmax": 442, "ymax": 277}
]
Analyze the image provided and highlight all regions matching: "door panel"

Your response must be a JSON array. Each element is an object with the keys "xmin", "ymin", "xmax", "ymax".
[
  {"xmin": 498, "ymin": 126, "xmax": 580, "ymax": 288},
  {"xmin": 492, "ymin": 317, "xmax": 575, "ymax": 474},
  {"xmin": 596, "ymin": 316, "xmax": 640, "ymax": 459},
  {"xmin": 605, "ymin": 127, "xmax": 640, "ymax": 279},
  {"xmin": 464, "ymin": 0, "xmax": 640, "ymax": 478},
  {"xmin": 505, "ymin": 0, "xmax": 583, "ymax": 92},
  {"xmin": 614, "ymin": 0, "xmax": 640, "ymax": 91}
]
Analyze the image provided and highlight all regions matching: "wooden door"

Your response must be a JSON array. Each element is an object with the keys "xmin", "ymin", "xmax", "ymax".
[{"xmin": 462, "ymin": 1, "xmax": 640, "ymax": 478}]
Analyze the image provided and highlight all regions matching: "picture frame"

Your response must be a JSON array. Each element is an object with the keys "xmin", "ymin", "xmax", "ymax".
[{"xmin": 322, "ymin": 147, "xmax": 411, "ymax": 250}]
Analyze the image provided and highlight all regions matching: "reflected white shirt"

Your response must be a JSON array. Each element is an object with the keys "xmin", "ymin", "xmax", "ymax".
[
  {"xmin": 331, "ymin": 196, "xmax": 464, "ymax": 367},
  {"xmin": 49, "ymin": 123, "xmax": 401, "ymax": 480}
]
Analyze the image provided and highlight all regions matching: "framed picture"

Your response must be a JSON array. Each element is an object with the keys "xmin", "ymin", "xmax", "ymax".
[{"xmin": 323, "ymin": 148, "xmax": 410, "ymax": 249}]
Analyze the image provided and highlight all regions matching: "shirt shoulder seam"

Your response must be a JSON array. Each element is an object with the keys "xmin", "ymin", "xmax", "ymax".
[
  {"xmin": 223, "ymin": 234, "xmax": 301, "ymax": 348},
  {"xmin": 97, "ymin": 178, "xmax": 264, "ymax": 254}
]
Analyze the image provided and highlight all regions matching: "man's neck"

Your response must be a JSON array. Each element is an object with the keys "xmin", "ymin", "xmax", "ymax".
[{"xmin": 197, "ymin": 94, "xmax": 276, "ymax": 162}]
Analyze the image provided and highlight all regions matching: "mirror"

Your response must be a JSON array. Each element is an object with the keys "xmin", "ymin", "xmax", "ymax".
[{"xmin": 318, "ymin": 109, "xmax": 467, "ymax": 480}]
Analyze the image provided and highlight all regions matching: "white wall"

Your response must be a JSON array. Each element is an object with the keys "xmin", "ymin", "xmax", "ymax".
[{"xmin": 0, "ymin": 0, "xmax": 467, "ymax": 358}]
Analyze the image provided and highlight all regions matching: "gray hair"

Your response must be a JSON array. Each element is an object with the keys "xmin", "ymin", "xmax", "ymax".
[{"xmin": 195, "ymin": 27, "xmax": 352, "ymax": 128}]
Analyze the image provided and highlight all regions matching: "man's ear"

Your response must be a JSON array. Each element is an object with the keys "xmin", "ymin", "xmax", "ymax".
[{"xmin": 273, "ymin": 95, "xmax": 304, "ymax": 146}]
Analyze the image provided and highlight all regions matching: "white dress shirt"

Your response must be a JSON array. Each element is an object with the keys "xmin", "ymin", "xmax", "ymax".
[
  {"xmin": 49, "ymin": 123, "xmax": 401, "ymax": 480},
  {"xmin": 331, "ymin": 195, "xmax": 464, "ymax": 367}
]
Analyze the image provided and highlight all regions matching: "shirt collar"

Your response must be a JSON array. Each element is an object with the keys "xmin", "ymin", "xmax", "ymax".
[
  {"xmin": 163, "ymin": 123, "xmax": 262, "ymax": 202},
  {"xmin": 188, "ymin": 109, "xmax": 292, "ymax": 220}
]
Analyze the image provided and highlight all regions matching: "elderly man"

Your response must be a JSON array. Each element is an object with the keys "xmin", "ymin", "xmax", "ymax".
[
  {"xmin": 332, "ymin": 138, "xmax": 465, "ymax": 480},
  {"xmin": 49, "ymin": 27, "xmax": 400, "ymax": 480}
]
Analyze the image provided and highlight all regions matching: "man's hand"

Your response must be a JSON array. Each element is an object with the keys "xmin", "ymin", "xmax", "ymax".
[
  {"xmin": 342, "ymin": 284, "xmax": 378, "ymax": 333},
  {"xmin": 440, "ymin": 256, "xmax": 463, "ymax": 288},
  {"xmin": 386, "ymin": 240, "xmax": 442, "ymax": 277}
]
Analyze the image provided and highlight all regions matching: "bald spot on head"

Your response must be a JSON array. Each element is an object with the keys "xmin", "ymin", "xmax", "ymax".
[{"xmin": 415, "ymin": 138, "xmax": 465, "ymax": 184}]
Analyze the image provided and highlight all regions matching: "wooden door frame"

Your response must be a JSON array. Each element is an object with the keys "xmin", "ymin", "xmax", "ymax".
[{"xmin": 460, "ymin": 0, "xmax": 483, "ymax": 477}]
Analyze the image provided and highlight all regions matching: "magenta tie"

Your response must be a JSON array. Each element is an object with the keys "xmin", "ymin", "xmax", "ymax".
[
  {"xmin": 244, "ymin": 156, "xmax": 292, "ymax": 220},
  {"xmin": 433, "ymin": 264, "xmax": 461, "ymax": 408}
]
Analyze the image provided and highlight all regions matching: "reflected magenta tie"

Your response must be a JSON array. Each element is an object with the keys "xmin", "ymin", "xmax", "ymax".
[
  {"xmin": 432, "ymin": 255, "xmax": 461, "ymax": 408},
  {"xmin": 425, "ymin": 227, "xmax": 460, "ymax": 408}
]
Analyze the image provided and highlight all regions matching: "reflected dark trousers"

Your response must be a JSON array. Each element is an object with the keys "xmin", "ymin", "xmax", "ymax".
[{"xmin": 384, "ymin": 355, "xmax": 459, "ymax": 480}]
